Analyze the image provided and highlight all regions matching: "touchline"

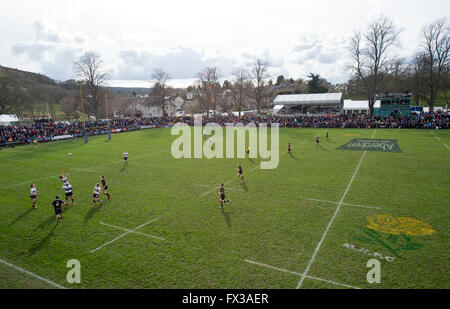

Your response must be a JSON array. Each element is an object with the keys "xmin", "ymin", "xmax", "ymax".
[{"xmin": 171, "ymin": 115, "xmax": 280, "ymax": 169}]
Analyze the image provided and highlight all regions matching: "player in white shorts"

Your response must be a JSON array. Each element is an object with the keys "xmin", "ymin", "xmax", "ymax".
[
  {"xmin": 30, "ymin": 184, "xmax": 39, "ymax": 209},
  {"xmin": 62, "ymin": 182, "xmax": 75, "ymax": 206},
  {"xmin": 123, "ymin": 151, "xmax": 128, "ymax": 166},
  {"xmin": 92, "ymin": 183, "xmax": 102, "ymax": 206}
]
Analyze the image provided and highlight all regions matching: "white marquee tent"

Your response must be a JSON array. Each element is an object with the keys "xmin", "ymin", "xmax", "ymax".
[{"xmin": 0, "ymin": 114, "xmax": 18, "ymax": 125}]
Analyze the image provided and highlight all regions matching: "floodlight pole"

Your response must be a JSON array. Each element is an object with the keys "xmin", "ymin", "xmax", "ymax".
[{"xmin": 79, "ymin": 81, "xmax": 86, "ymax": 128}]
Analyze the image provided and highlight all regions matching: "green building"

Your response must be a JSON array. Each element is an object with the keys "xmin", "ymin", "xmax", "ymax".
[{"xmin": 374, "ymin": 93, "xmax": 412, "ymax": 116}]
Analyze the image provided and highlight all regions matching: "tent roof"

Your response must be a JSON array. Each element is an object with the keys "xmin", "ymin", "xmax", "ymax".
[
  {"xmin": 0, "ymin": 114, "xmax": 18, "ymax": 124},
  {"xmin": 343, "ymin": 100, "xmax": 380, "ymax": 110},
  {"xmin": 273, "ymin": 93, "xmax": 342, "ymax": 106}
]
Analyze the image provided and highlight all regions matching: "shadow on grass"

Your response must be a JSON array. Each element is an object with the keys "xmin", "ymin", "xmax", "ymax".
[
  {"xmin": 34, "ymin": 206, "xmax": 72, "ymax": 231},
  {"xmin": 8, "ymin": 208, "xmax": 34, "ymax": 226},
  {"xmin": 221, "ymin": 207, "xmax": 232, "ymax": 228},
  {"xmin": 27, "ymin": 224, "xmax": 58, "ymax": 256},
  {"xmin": 119, "ymin": 166, "xmax": 127, "ymax": 173},
  {"xmin": 247, "ymin": 157, "xmax": 254, "ymax": 164},
  {"xmin": 84, "ymin": 201, "xmax": 108, "ymax": 223},
  {"xmin": 288, "ymin": 154, "xmax": 299, "ymax": 161},
  {"xmin": 240, "ymin": 182, "xmax": 248, "ymax": 192}
]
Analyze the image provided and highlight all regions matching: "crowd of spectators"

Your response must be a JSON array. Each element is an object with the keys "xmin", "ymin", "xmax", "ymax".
[{"xmin": 1, "ymin": 111, "xmax": 448, "ymax": 145}]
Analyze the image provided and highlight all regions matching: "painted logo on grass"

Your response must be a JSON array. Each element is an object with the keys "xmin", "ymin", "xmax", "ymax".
[
  {"xmin": 337, "ymin": 139, "xmax": 402, "ymax": 153},
  {"xmin": 171, "ymin": 115, "xmax": 280, "ymax": 169},
  {"xmin": 351, "ymin": 215, "xmax": 436, "ymax": 260}
]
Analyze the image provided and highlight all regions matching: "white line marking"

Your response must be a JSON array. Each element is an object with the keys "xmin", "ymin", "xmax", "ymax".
[
  {"xmin": 99, "ymin": 222, "xmax": 164, "ymax": 240},
  {"xmin": 7, "ymin": 158, "xmax": 26, "ymax": 163},
  {"xmin": 444, "ymin": 144, "xmax": 449, "ymax": 150},
  {"xmin": 245, "ymin": 259, "xmax": 360, "ymax": 289},
  {"xmin": 249, "ymin": 165, "xmax": 259, "ymax": 172},
  {"xmin": 0, "ymin": 149, "xmax": 167, "ymax": 190},
  {"xmin": 201, "ymin": 180, "xmax": 231, "ymax": 197},
  {"xmin": 0, "ymin": 258, "xmax": 67, "ymax": 289},
  {"xmin": 296, "ymin": 129, "xmax": 376, "ymax": 289},
  {"xmin": 91, "ymin": 217, "xmax": 162, "ymax": 253},
  {"xmin": 306, "ymin": 198, "xmax": 382, "ymax": 210}
]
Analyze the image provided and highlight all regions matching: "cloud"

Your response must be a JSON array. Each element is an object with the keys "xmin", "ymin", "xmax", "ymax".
[
  {"xmin": 10, "ymin": 20, "xmax": 89, "ymax": 80},
  {"xmin": 114, "ymin": 46, "xmax": 240, "ymax": 80}
]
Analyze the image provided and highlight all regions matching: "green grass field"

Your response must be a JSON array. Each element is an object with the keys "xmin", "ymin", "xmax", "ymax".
[{"xmin": 0, "ymin": 127, "xmax": 449, "ymax": 289}]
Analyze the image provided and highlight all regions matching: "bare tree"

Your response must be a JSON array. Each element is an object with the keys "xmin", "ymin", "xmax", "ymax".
[
  {"xmin": 197, "ymin": 66, "xmax": 221, "ymax": 116},
  {"xmin": 420, "ymin": 18, "xmax": 450, "ymax": 111},
  {"xmin": 151, "ymin": 68, "xmax": 171, "ymax": 117},
  {"xmin": 231, "ymin": 68, "xmax": 251, "ymax": 116},
  {"xmin": 60, "ymin": 96, "xmax": 78, "ymax": 119},
  {"xmin": 347, "ymin": 16, "xmax": 402, "ymax": 114},
  {"xmin": 249, "ymin": 59, "xmax": 270, "ymax": 115},
  {"xmin": 73, "ymin": 52, "xmax": 108, "ymax": 119}
]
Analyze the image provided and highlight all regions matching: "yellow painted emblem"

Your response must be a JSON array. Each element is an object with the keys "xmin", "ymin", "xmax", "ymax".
[{"xmin": 366, "ymin": 215, "xmax": 436, "ymax": 236}]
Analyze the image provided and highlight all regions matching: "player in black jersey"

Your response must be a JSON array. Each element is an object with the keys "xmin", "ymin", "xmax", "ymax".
[
  {"xmin": 51, "ymin": 196, "xmax": 65, "ymax": 224},
  {"xmin": 219, "ymin": 183, "xmax": 231, "ymax": 209},
  {"xmin": 326, "ymin": 130, "xmax": 329, "ymax": 141},
  {"xmin": 315, "ymin": 136, "xmax": 321, "ymax": 148},
  {"xmin": 100, "ymin": 176, "xmax": 111, "ymax": 199},
  {"xmin": 246, "ymin": 146, "xmax": 250, "ymax": 157},
  {"xmin": 236, "ymin": 162, "xmax": 244, "ymax": 183},
  {"xmin": 288, "ymin": 143, "xmax": 292, "ymax": 155}
]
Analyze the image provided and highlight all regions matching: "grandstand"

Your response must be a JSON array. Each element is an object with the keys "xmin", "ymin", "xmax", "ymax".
[
  {"xmin": 273, "ymin": 93, "xmax": 343, "ymax": 116},
  {"xmin": 374, "ymin": 92, "xmax": 412, "ymax": 116}
]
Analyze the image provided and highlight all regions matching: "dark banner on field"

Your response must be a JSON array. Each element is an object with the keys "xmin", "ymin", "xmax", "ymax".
[{"xmin": 337, "ymin": 139, "xmax": 402, "ymax": 153}]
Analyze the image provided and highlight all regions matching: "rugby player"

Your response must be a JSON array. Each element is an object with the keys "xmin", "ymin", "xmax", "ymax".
[
  {"xmin": 50, "ymin": 196, "xmax": 65, "ymax": 224},
  {"xmin": 315, "ymin": 136, "xmax": 321, "ymax": 148},
  {"xmin": 219, "ymin": 183, "xmax": 231, "ymax": 209},
  {"xmin": 62, "ymin": 181, "xmax": 75, "ymax": 205},
  {"xmin": 30, "ymin": 184, "xmax": 38, "ymax": 209},
  {"xmin": 100, "ymin": 176, "xmax": 111, "ymax": 199},
  {"xmin": 123, "ymin": 151, "xmax": 128, "ymax": 166},
  {"xmin": 92, "ymin": 183, "xmax": 103, "ymax": 206},
  {"xmin": 236, "ymin": 162, "xmax": 244, "ymax": 183}
]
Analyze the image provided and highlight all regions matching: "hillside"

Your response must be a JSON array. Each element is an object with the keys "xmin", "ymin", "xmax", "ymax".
[{"xmin": 0, "ymin": 65, "xmax": 56, "ymax": 88}]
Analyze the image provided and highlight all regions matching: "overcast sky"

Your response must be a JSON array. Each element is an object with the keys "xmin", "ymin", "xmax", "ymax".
[{"xmin": 1, "ymin": 0, "xmax": 448, "ymax": 88}]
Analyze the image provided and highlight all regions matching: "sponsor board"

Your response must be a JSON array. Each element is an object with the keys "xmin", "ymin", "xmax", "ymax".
[
  {"xmin": 52, "ymin": 135, "xmax": 73, "ymax": 140},
  {"xmin": 337, "ymin": 139, "xmax": 402, "ymax": 153}
]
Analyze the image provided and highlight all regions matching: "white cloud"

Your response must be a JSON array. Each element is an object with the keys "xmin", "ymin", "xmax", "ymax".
[{"xmin": 1, "ymin": 0, "xmax": 448, "ymax": 86}]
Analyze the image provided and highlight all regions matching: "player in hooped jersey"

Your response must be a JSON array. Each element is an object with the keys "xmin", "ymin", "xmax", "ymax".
[
  {"xmin": 92, "ymin": 183, "xmax": 103, "ymax": 206},
  {"xmin": 123, "ymin": 151, "xmax": 128, "ymax": 166},
  {"xmin": 59, "ymin": 171, "xmax": 68, "ymax": 184},
  {"xmin": 100, "ymin": 176, "xmax": 111, "ymax": 199},
  {"xmin": 62, "ymin": 182, "xmax": 75, "ymax": 205},
  {"xmin": 50, "ymin": 196, "xmax": 65, "ymax": 224},
  {"xmin": 30, "ymin": 184, "xmax": 38, "ymax": 209}
]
